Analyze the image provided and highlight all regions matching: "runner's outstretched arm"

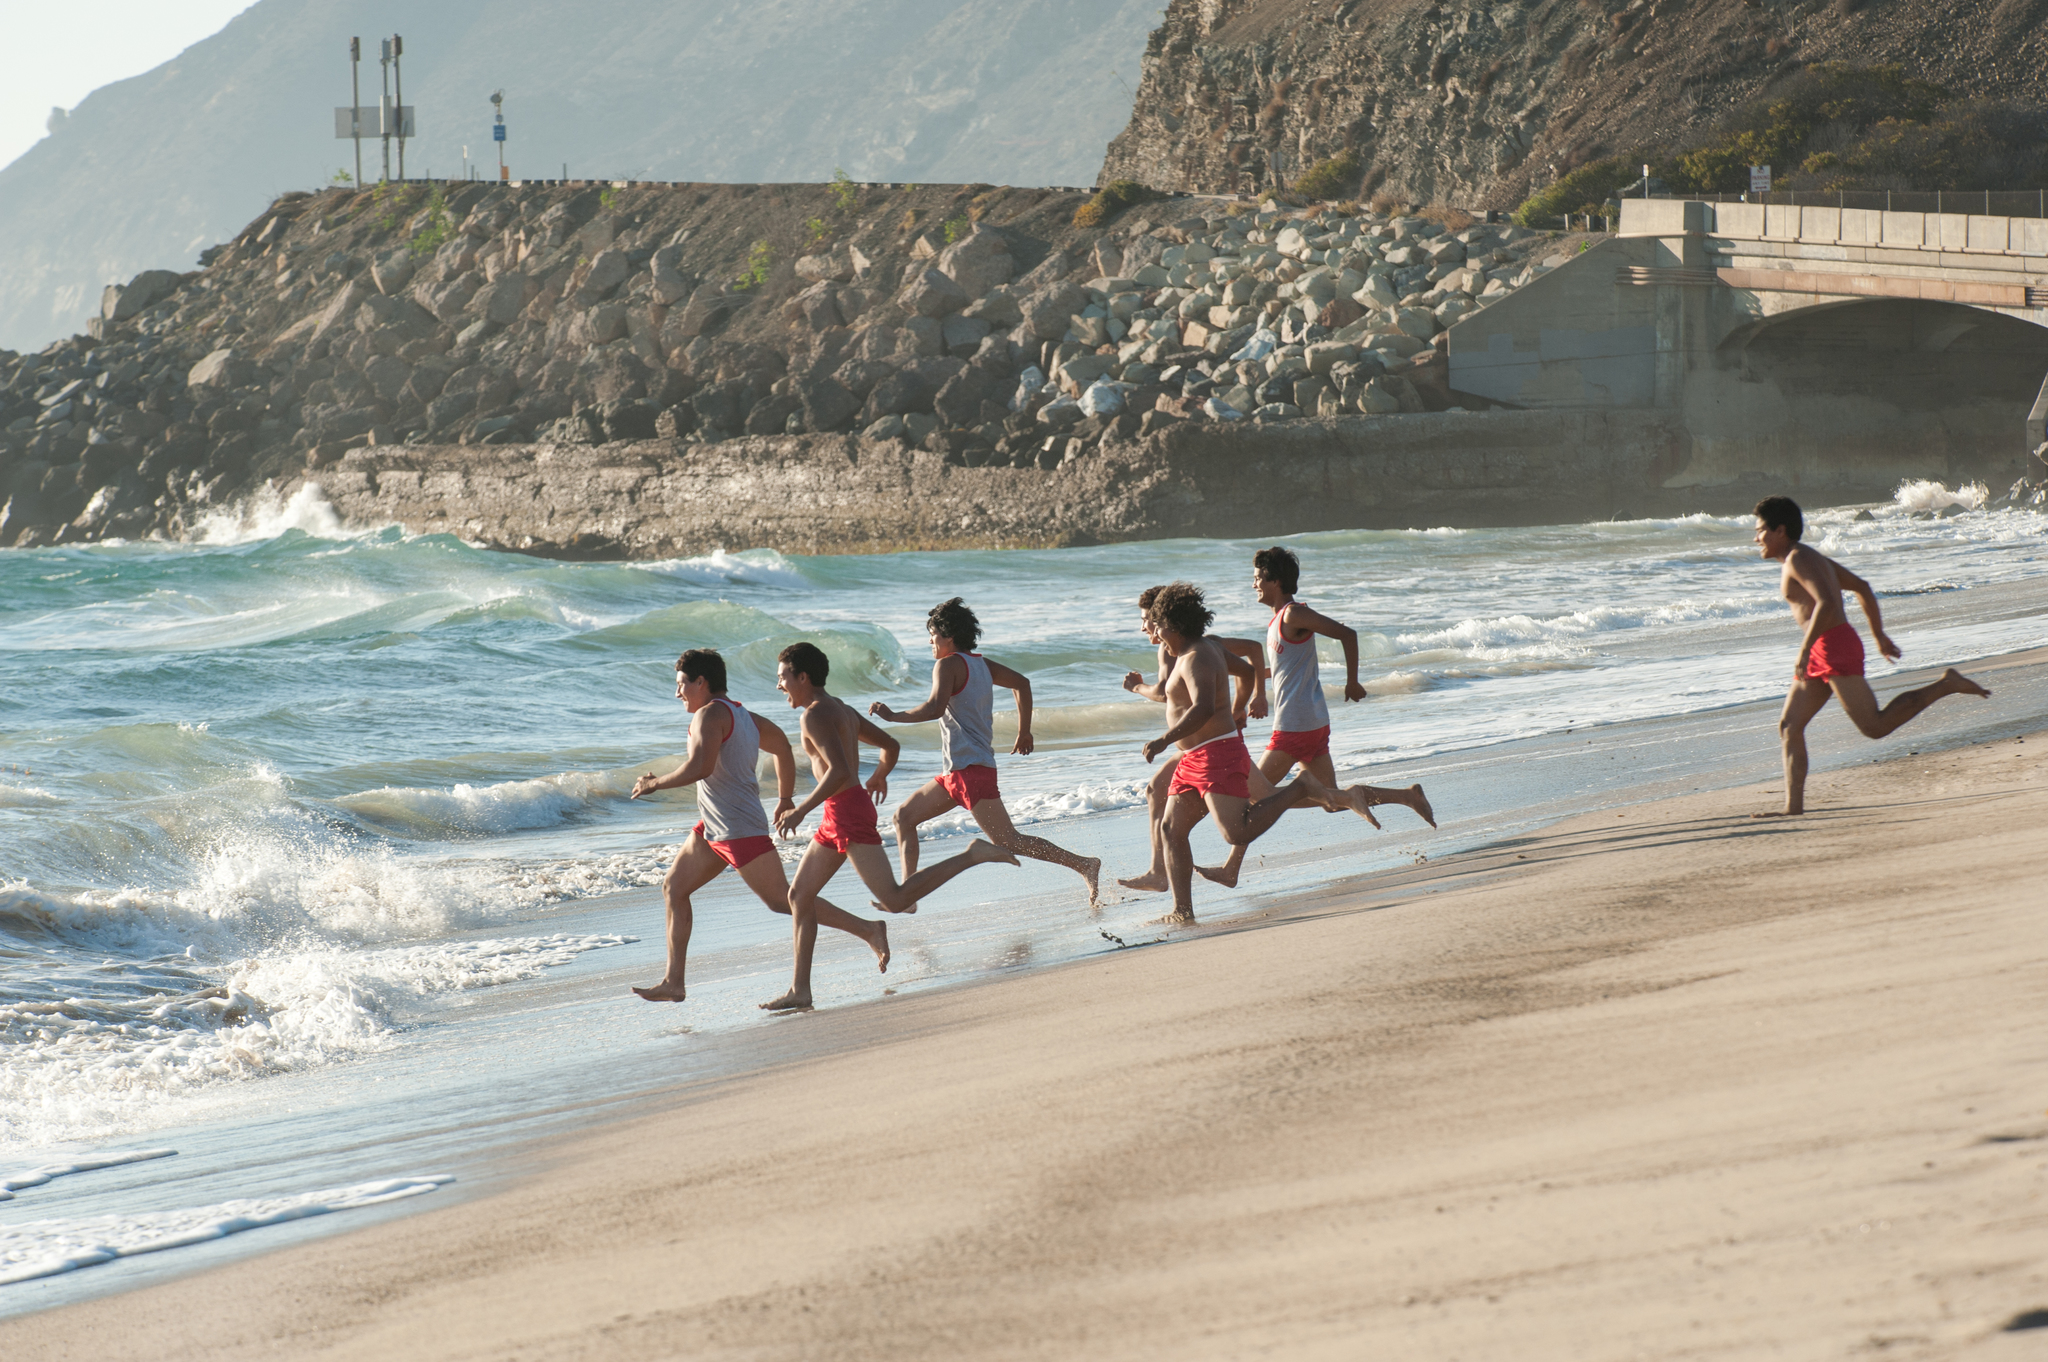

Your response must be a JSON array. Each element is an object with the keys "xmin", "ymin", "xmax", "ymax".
[
  {"xmin": 855, "ymin": 715, "xmax": 901, "ymax": 801},
  {"xmin": 631, "ymin": 704, "xmax": 726, "ymax": 798},
  {"xmin": 871, "ymin": 655, "xmax": 962, "ymax": 725},
  {"xmin": 1835, "ymin": 563, "xmax": 1901, "ymax": 660}
]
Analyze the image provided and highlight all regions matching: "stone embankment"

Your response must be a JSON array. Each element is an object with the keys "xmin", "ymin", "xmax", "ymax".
[{"xmin": 0, "ymin": 176, "xmax": 1590, "ymax": 550}]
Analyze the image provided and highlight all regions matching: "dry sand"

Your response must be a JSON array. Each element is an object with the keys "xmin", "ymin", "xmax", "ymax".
[{"xmin": 5, "ymin": 718, "xmax": 2044, "ymax": 1360}]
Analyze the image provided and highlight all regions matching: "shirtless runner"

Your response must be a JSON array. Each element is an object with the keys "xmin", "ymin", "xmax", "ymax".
[
  {"xmin": 1753, "ymin": 495, "xmax": 1990, "ymax": 817},
  {"xmin": 1142, "ymin": 581, "xmax": 1380, "ymax": 923},
  {"xmin": 870, "ymin": 598, "xmax": 1102, "ymax": 906},
  {"xmin": 1200, "ymin": 546, "xmax": 1434, "ymax": 887},
  {"xmin": 1116, "ymin": 584, "xmax": 1277, "ymax": 893},
  {"xmin": 771, "ymin": 641, "xmax": 1018, "ymax": 1008},
  {"xmin": 628, "ymin": 648, "xmax": 889, "ymax": 1009}
]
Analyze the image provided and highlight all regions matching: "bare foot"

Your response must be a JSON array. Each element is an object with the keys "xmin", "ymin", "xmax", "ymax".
[
  {"xmin": 1945, "ymin": 668, "xmax": 1991, "ymax": 698},
  {"xmin": 1194, "ymin": 863, "xmax": 1239, "ymax": 888},
  {"xmin": 758, "ymin": 989, "xmax": 813, "ymax": 1011},
  {"xmin": 871, "ymin": 919, "xmax": 890, "ymax": 974},
  {"xmin": 632, "ymin": 981, "xmax": 688, "ymax": 1002},
  {"xmin": 1078, "ymin": 855, "xmax": 1102, "ymax": 907},
  {"xmin": 1407, "ymin": 784, "xmax": 1436, "ymax": 828},
  {"xmin": 1343, "ymin": 786, "xmax": 1383, "ymax": 829},
  {"xmin": 1751, "ymin": 809, "xmax": 1804, "ymax": 819},
  {"xmin": 1116, "ymin": 871, "xmax": 1169, "ymax": 892},
  {"xmin": 972, "ymin": 839, "xmax": 1022, "ymax": 867},
  {"xmin": 1146, "ymin": 909, "xmax": 1198, "ymax": 928},
  {"xmin": 870, "ymin": 899, "xmax": 918, "ymax": 915}
]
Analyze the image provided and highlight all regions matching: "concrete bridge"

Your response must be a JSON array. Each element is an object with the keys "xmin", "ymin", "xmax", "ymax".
[{"xmin": 1445, "ymin": 198, "xmax": 2048, "ymax": 504}]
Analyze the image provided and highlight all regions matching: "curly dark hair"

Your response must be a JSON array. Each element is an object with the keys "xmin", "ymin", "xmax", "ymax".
[
  {"xmin": 1137, "ymin": 585, "xmax": 1165, "ymax": 611},
  {"xmin": 926, "ymin": 597, "xmax": 981, "ymax": 650},
  {"xmin": 1253, "ymin": 545, "xmax": 1300, "ymax": 595},
  {"xmin": 777, "ymin": 640, "xmax": 830, "ymax": 687},
  {"xmin": 1146, "ymin": 581, "xmax": 1213, "ymax": 639},
  {"xmin": 1754, "ymin": 495, "xmax": 1804, "ymax": 542}
]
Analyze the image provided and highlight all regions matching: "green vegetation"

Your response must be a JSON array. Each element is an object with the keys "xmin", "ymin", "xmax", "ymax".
[
  {"xmin": 831, "ymin": 168, "xmax": 859, "ymax": 213},
  {"xmin": 806, "ymin": 217, "xmax": 832, "ymax": 245},
  {"xmin": 734, "ymin": 239, "xmax": 774, "ymax": 291},
  {"xmin": 1292, "ymin": 150, "xmax": 1361, "ymax": 202},
  {"xmin": 942, "ymin": 215, "xmax": 970, "ymax": 244},
  {"xmin": 1073, "ymin": 179, "xmax": 1164, "ymax": 228},
  {"xmin": 407, "ymin": 186, "xmax": 455, "ymax": 258},
  {"xmin": 1513, "ymin": 64, "xmax": 2048, "ymax": 225},
  {"xmin": 599, "ymin": 185, "xmax": 621, "ymax": 213},
  {"xmin": 330, "ymin": 168, "xmax": 354, "ymax": 186}
]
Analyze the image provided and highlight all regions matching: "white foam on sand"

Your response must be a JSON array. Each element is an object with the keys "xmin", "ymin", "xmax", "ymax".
[
  {"xmin": 0, "ymin": 1174, "xmax": 454, "ymax": 1285},
  {"xmin": 0, "ymin": 1148, "xmax": 176, "ymax": 1202}
]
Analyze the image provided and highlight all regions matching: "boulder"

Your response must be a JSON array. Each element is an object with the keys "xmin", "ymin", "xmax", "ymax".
[
  {"xmin": 1020, "ymin": 282, "xmax": 1087, "ymax": 342},
  {"xmin": 744, "ymin": 394, "xmax": 802, "ymax": 436},
  {"xmin": 572, "ymin": 250, "xmax": 631, "ymax": 307},
  {"xmin": 1304, "ymin": 341, "xmax": 1358, "ymax": 377},
  {"xmin": 963, "ymin": 287, "xmax": 1023, "ymax": 329},
  {"xmin": 795, "ymin": 375, "xmax": 860, "ymax": 432},
  {"xmin": 1131, "ymin": 263, "xmax": 1171, "ymax": 288},
  {"xmin": 796, "ymin": 250, "xmax": 854, "ymax": 284},
  {"xmin": 902, "ymin": 315, "xmax": 944, "ymax": 357},
  {"xmin": 1056, "ymin": 352, "xmax": 1116, "ymax": 392},
  {"xmin": 690, "ymin": 379, "xmax": 750, "ymax": 436},
  {"xmin": 933, "ymin": 366, "xmax": 999, "ymax": 428},
  {"xmin": 186, "ymin": 348, "xmax": 251, "ymax": 390},
  {"xmin": 371, "ymin": 253, "xmax": 415, "ymax": 296},
  {"xmin": 100, "ymin": 270, "xmax": 182, "ymax": 323},
  {"xmin": 899, "ymin": 267, "xmax": 970, "ymax": 319},
  {"xmin": 936, "ymin": 225, "xmax": 1016, "ymax": 296},
  {"xmin": 942, "ymin": 314, "xmax": 992, "ymax": 356},
  {"xmin": 471, "ymin": 275, "xmax": 532, "ymax": 326},
  {"xmin": 1393, "ymin": 307, "xmax": 1441, "ymax": 339},
  {"xmin": 861, "ymin": 367, "xmax": 938, "ymax": 422},
  {"xmin": 363, "ymin": 354, "xmax": 412, "ymax": 404}
]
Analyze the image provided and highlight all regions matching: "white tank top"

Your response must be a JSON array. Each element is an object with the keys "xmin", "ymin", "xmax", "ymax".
[
  {"xmin": 1268, "ymin": 606, "xmax": 1330, "ymax": 734},
  {"xmin": 697, "ymin": 697, "xmax": 770, "ymax": 842},
  {"xmin": 939, "ymin": 652, "xmax": 997, "ymax": 771}
]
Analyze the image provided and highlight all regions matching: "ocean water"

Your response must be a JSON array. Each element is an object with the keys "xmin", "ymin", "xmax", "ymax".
[{"xmin": 2, "ymin": 482, "xmax": 2044, "ymax": 1306}]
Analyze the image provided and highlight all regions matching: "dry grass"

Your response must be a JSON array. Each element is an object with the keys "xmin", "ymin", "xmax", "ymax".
[
  {"xmin": 1368, "ymin": 190, "xmax": 1402, "ymax": 215},
  {"xmin": 1421, "ymin": 204, "xmax": 1476, "ymax": 232}
]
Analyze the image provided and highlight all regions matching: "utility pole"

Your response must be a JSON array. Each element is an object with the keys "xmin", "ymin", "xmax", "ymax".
[
  {"xmin": 491, "ymin": 90, "xmax": 507, "ymax": 181},
  {"xmin": 349, "ymin": 37, "xmax": 362, "ymax": 186},
  {"xmin": 393, "ymin": 34, "xmax": 406, "ymax": 181},
  {"xmin": 378, "ymin": 38, "xmax": 393, "ymax": 182}
]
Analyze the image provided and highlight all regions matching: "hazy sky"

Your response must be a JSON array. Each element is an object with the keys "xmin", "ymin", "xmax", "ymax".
[{"xmin": 0, "ymin": 1, "xmax": 259, "ymax": 172}]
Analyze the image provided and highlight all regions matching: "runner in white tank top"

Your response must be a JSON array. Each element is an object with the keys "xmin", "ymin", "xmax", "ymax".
[
  {"xmin": 1194, "ymin": 549, "xmax": 1439, "ymax": 890},
  {"xmin": 629, "ymin": 648, "xmax": 893, "ymax": 1010},
  {"xmin": 869, "ymin": 597, "xmax": 1103, "ymax": 905}
]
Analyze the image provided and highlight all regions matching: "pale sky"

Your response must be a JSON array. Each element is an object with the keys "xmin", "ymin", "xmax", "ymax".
[{"xmin": 0, "ymin": 1, "xmax": 260, "ymax": 172}]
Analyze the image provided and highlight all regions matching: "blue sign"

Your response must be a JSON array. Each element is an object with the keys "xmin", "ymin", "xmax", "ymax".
[{"xmin": 493, "ymin": 124, "xmax": 506, "ymax": 142}]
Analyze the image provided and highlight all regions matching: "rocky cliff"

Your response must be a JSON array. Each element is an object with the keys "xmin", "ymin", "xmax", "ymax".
[
  {"xmin": 1, "ymin": 172, "xmax": 1603, "ymax": 551},
  {"xmin": 0, "ymin": 0, "xmax": 1162, "ymax": 350},
  {"xmin": 1100, "ymin": 0, "xmax": 2048, "ymax": 207}
]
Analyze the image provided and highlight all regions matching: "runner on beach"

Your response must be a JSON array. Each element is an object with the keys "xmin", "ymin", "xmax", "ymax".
[
  {"xmin": 1753, "ymin": 495, "xmax": 1991, "ymax": 817},
  {"xmin": 869, "ymin": 598, "xmax": 1102, "ymax": 906},
  {"xmin": 629, "ymin": 648, "xmax": 889, "ymax": 1009},
  {"xmin": 775, "ymin": 640, "xmax": 1018, "ymax": 1008},
  {"xmin": 1142, "ymin": 581, "xmax": 1380, "ymax": 923},
  {"xmin": 1117, "ymin": 584, "xmax": 1273, "ymax": 894},
  {"xmin": 1197, "ymin": 547, "xmax": 1434, "ymax": 889}
]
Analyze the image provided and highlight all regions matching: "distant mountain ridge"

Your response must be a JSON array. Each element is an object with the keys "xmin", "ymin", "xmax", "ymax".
[{"xmin": 0, "ymin": 0, "xmax": 1163, "ymax": 351}]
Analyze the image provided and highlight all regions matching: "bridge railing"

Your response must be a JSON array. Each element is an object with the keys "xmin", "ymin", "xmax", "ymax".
[
  {"xmin": 1677, "ymin": 189, "xmax": 2048, "ymax": 219},
  {"xmin": 1619, "ymin": 199, "xmax": 2048, "ymax": 259}
]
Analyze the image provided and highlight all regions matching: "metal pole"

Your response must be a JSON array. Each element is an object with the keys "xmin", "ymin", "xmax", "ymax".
[
  {"xmin": 393, "ymin": 35, "xmax": 405, "ymax": 181},
  {"xmin": 379, "ymin": 39, "xmax": 392, "ymax": 182},
  {"xmin": 350, "ymin": 38, "xmax": 362, "ymax": 187}
]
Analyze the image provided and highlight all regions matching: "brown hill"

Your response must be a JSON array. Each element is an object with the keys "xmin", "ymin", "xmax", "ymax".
[{"xmin": 1101, "ymin": 0, "xmax": 2048, "ymax": 208}]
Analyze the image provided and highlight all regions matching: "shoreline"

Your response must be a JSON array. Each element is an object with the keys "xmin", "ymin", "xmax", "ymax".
[{"xmin": 3, "ymin": 698, "xmax": 2041, "ymax": 1357}]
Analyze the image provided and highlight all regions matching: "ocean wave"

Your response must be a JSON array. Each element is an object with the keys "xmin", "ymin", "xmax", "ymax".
[
  {"xmin": 1394, "ymin": 597, "xmax": 1776, "ymax": 660},
  {"xmin": 333, "ymin": 769, "xmax": 634, "ymax": 840},
  {"xmin": 0, "ymin": 933, "xmax": 630, "ymax": 1149},
  {"xmin": 649, "ymin": 547, "xmax": 811, "ymax": 590},
  {"xmin": 0, "ymin": 782, "xmax": 61, "ymax": 808},
  {"xmin": 1893, "ymin": 479, "xmax": 1988, "ymax": 513},
  {"xmin": 0, "ymin": 1148, "xmax": 176, "ymax": 1202},
  {"xmin": 0, "ymin": 1174, "xmax": 454, "ymax": 1285},
  {"xmin": 190, "ymin": 482, "xmax": 357, "ymax": 546}
]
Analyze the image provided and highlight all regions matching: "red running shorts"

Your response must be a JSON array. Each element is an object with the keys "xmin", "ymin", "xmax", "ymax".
[
  {"xmin": 936, "ymin": 763, "xmax": 1000, "ymax": 811},
  {"xmin": 1168, "ymin": 735, "xmax": 1253, "ymax": 801},
  {"xmin": 693, "ymin": 821, "xmax": 774, "ymax": 870},
  {"xmin": 1266, "ymin": 724, "xmax": 1331, "ymax": 764},
  {"xmin": 813, "ymin": 788, "xmax": 883, "ymax": 853},
  {"xmin": 1804, "ymin": 622, "xmax": 1867, "ymax": 680}
]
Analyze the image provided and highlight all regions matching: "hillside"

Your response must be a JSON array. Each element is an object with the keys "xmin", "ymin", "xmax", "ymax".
[
  {"xmin": 0, "ymin": 0, "xmax": 1163, "ymax": 351},
  {"xmin": 1101, "ymin": 0, "xmax": 2048, "ymax": 207}
]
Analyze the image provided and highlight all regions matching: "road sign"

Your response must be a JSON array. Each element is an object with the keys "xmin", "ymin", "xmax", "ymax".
[
  {"xmin": 333, "ymin": 105, "xmax": 415, "ymax": 137},
  {"xmin": 1750, "ymin": 164, "xmax": 1772, "ymax": 194},
  {"xmin": 493, "ymin": 124, "xmax": 506, "ymax": 142}
]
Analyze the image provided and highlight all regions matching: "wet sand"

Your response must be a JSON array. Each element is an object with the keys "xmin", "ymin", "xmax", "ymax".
[{"xmin": 5, "ymin": 716, "xmax": 2044, "ymax": 1359}]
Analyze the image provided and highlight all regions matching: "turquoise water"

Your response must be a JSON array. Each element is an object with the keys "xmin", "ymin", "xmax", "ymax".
[{"xmin": 2, "ymin": 483, "xmax": 2044, "ymax": 1297}]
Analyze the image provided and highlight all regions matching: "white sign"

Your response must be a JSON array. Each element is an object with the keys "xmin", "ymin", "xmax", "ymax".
[
  {"xmin": 334, "ymin": 106, "xmax": 416, "ymax": 138},
  {"xmin": 1749, "ymin": 164, "xmax": 1772, "ymax": 194}
]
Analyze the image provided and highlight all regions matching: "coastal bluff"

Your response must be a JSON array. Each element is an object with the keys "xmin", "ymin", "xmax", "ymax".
[{"xmin": 310, "ymin": 409, "xmax": 1688, "ymax": 558}]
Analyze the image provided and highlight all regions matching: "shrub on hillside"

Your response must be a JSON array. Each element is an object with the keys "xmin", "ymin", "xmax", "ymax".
[
  {"xmin": 1293, "ymin": 150, "xmax": 1362, "ymax": 201},
  {"xmin": 1514, "ymin": 158, "xmax": 1635, "ymax": 225},
  {"xmin": 1074, "ymin": 179, "xmax": 1164, "ymax": 227}
]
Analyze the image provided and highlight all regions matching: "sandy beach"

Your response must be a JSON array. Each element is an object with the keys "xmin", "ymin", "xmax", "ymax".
[{"xmin": 5, "ymin": 702, "xmax": 2044, "ymax": 1358}]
